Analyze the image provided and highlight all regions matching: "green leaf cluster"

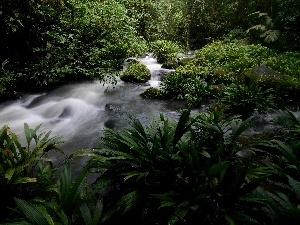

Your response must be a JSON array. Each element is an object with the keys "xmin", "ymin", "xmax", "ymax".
[
  {"xmin": 87, "ymin": 110, "xmax": 281, "ymax": 225},
  {"xmin": 149, "ymin": 40, "xmax": 182, "ymax": 63}
]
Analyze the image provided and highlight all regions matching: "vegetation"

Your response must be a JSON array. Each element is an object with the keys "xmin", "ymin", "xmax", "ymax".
[
  {"xmin": 2, "ymin": 110, "xmax": 300, "ymax": 224},
  {"xmin": 149, "ymin": 40, "xmax": 182, "ymax": 63},
  {"xmin": 120, "ymin": 61, "xmax": 151, "ymax": 83},
  {"xmin": 1, "ymin": 0, "xmax": 300, "ymax": 224}
]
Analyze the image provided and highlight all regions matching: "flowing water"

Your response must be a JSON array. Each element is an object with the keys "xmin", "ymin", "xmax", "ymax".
[{"xmin": 0, "ymin": 56, "xmax": 185, "ymax": 168}]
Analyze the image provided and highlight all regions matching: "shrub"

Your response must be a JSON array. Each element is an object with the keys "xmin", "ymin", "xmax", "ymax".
[
  {"xmin": 184, "ymin": 78, "xmax": 211, "ymax": 106},
  {"xmin": 159, "ymin": 72, "xmax": 187, "ymax": 99},
  {"xmin": 195, "ymin": 41, "xmax": 276, "ymax": 76},
  {"xmin": 120, "ymin": 61, "xmax": 151, "ymax": 83},
  {"xmin": 221, "ymin": 82, "xmax": 275, "ymax": 118},
  {"xmin": 88, "ymin": 110, "xmax": 277, "ymax": 225},
  {"xmin": 149, "ymin": 40, "xmax": 182, "ymax": 63}
]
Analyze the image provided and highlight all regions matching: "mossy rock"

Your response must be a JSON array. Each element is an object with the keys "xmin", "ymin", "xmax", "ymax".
[
  {"xmin": 178, "ymin": 57, "xmax": 194, "ymax": 66},
  {"xmin": 140, "ymin": 87, "xmax": 164, "ymax": 99},
  {"xmin": 242, "ymin": 67, "xmax": 300, "ymax": 102},
  {"xmin": 120, "ymin": 61, "xmax": 151, "ymax": 83},
  {"xmin": 161, "ymin": 60, "xmax": 179, "ymax": 69}
]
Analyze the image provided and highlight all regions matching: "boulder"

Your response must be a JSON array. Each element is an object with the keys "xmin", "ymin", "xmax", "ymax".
[
  {"xmin": 120, "ymin": 61, "xmax": 151, "ymax": 83},
  {"xmin": 161, "ymin": 60, "xmax": 179, "ymax": 69}
]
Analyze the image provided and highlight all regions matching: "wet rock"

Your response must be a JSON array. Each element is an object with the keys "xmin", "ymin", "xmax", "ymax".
[
  {"xmin": 105, "ymin": 103, "xmax": 123, "ymax": 112},
  {"xmin": 155, "ymin": 70, "xmax": 173, "ymax": 81},
  {"xmin": 161, "ymin": 60, "xmax": 179, "ymax": 69},
  {"xmin": 59, "ymin": 107, "xmax": 72, "ymax": 118},
  {"xmin": 104, "ymin": 119, "xmax": 117, "ymax": 129},
  {"xmin": 252, "ymin": 65, "xmax": 281, "ymax": 78}
]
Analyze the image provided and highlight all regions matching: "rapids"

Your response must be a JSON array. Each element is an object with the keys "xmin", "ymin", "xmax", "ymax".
[{"xmin": 0, "ymin": 56, "xmax": 185, "ymax": 168}]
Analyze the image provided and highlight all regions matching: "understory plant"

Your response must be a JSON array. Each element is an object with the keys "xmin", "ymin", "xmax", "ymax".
[
  {"xmin": 5, "ymin": 161, "xmax": 104, "ymax": 225},
  {"xmin": 220, "ymin": 82, "xmax": 275, "ymax": 118},
  {"xmin": 88, "ymin": 109, "xmax": 279, "ymax": 225},
  {"xmin": 0, "ymin": 123, "xmax": 63, "ymax": 220}
]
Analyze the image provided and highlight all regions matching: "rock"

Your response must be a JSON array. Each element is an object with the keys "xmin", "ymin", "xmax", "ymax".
[
  {"xmin": 120, "ymin": 61, "xmax": 151, "ymax": 83},
  {"xmin": 252, "ymin": 65, "xmax": 281, "ymax": 78},
  {"xmin": 59, "ymin": 107, "xmax": 72, "ymax": 118},
  {"xmin": 161, "ymin": 60, "xmax": 179, "ymax": 69},
  {"xmin": 155, "ymin": 70, "xmax": 173, "ymax": 81},
  {"xmin": 178, "ymin": 57, "xmax": 194, "ymax": 66},
  {"xmin": 105, "ymin": 103, "xmax": 123, "ymax": 112},
  {"xmin": 104, "ymin": 119, "xmax": 117, "ymax": 129}
]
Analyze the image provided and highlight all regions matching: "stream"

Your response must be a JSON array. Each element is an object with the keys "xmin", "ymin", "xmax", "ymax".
[{"xmin": 0, "ymin": 56, "xmax": 186, "ymax": 169}]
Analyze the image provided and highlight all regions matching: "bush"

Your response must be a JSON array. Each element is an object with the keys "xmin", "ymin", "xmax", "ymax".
[
  {"xmin": 120, "ymin": 61, "xmax": 151, "ymax": 83},
  {"xmin": 221, "ymin": 82, "xmax": 275, "ymax": 118},
  {"xmin": 88, "ymin": 110, "xmax": 282, "ymax": 225},
  {"xmin": 195, "ymin": 41, "xmax": 276, "ymax": 76},
  {"xmin": 149, "ymin": 40, "xmax": 182, "ymax": 63}
]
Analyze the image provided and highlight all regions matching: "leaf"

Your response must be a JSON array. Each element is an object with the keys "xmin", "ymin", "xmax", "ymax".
[
  {"xmin": 152, "ymin": 194, "xmax": 174, "ymax": 202},
  {"xmin": 287, "ymin": 175, "xmax": 300, "ymax": 200},
  {"xmin": 230, "ymin": 116, "xmax": 257, "ymax": 142},
  {"xmin": 173, "ymin": 109, "xmax": 191, "ymax": 148},
  {"xmin": 117, "ymin": 191, "xmax": 139, "ymax": 214},
  {"xmin": 5, "ymin": 168, "xmax": 15, "ymax": 181},
  {"xmin": 24, "ymin": 123, "xmax": 32, "ymax": 148},
  {"xmin": 159, "ymin": 201, "xmax": 176, "ymax": 208},
  {"xmin": 80, "ymin": 203, "xmax": 92, "ymax": 225},
  {"xmin": 92, "ymin": 199, "xmax": 103, "ymax": 225},
  {"xmin": 208, "ymin": 161, "xmax": 229, "ymax": 179},
  {"xmin": 13, "ymin": 177, "xmax": 37, "ymax": 184},
  {"xmin": 14, "ymin": 198, "xmax": 53, "ymax": 225},
  {"xmin": 224, "ymin": 215, "xmax": 235, "ymax": 225}
]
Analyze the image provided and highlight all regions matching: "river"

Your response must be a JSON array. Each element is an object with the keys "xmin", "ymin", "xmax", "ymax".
[{"xmin": 0, "ymin": 56, "xmax": 186, "ymax": 168}]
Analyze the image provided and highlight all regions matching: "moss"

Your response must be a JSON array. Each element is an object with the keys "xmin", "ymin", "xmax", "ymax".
[
  {"xmin": 161, "ymin": 60, "xmax": 179, "ymax": 69},
  {"xmin": 178, "ymin": 57, "xmax": 194, "ymax": 66},
  {"xmin": 140, "ymin": 87, "xmax": 164, "ymax": 99},
  {"xmin": 120, "ymin": 61, "xmax": 151, "ymax": 83},
  {"xmin": 242, "ymin": 68, "xmax": 300, "ymax": 103}
]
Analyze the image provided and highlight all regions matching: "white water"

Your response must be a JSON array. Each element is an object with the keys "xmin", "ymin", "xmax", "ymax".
[{"xmin": 0, "ymin": 57, "xmax": 184, "ymax": 167}]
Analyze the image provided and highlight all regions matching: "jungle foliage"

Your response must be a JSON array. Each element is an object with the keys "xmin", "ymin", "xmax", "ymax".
[
  {"xmin": 1, "ymin": 1, "xmax": 300, "ymax": 224},
  {"xmin": 1, "ymin": 109, "xmax": 300, "ymax": 225}
]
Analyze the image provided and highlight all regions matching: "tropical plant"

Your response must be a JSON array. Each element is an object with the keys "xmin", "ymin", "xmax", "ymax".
[
  {"xmin": 247, "ymin": 12, "xmax": 280, "ymax": 44},
  {"xmin": 220, "ymin": 82, "xmax": 275, "ymax": 118},
  {"xmin": 0, "ymin": 123, "xmax": 63, "ymax": 220},
  {"xmin": 4, "ymin": 161, "xmax": 104, "ymax": 225},
  {"xmin": 88, "ymin": 110, "xmax": 276, "ymax": 225}
]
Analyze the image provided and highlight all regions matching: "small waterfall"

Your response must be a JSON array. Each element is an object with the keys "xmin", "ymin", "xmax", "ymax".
[{"xmin": 138, "ymin": 56, "xmax": 174, "ymax": 88}]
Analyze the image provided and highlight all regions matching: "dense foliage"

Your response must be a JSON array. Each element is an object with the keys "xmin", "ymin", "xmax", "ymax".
[
  {"xmin": 1, "ymin": 0, "xmax": 300, "ymax": 224},
  {"xmin": 1, "ymin": 110, "xmax": 300, "ymax": 224},
  {"xmin": 0, "ymin": 0, "xmax": 147, "ymax": 99}
]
